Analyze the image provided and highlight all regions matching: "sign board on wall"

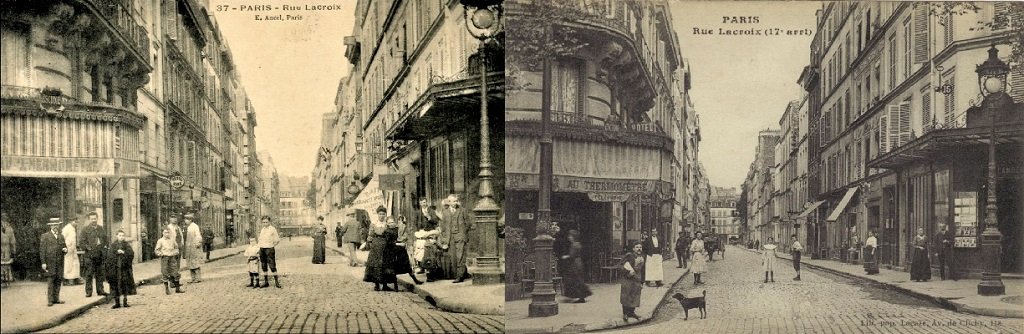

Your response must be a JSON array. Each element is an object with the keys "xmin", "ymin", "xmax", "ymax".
[{"xmin": 953, "ymin": 191, "xmax": 978, "ymax": 248}]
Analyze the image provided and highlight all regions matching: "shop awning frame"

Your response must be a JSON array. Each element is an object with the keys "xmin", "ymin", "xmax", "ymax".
[
  {"xmin": 797, "ymin": 200, "xmax": 825, "ymax": 218},
  {"xmin": 826, "ymin": 187, "xmax": 859, "ymax": 222}
]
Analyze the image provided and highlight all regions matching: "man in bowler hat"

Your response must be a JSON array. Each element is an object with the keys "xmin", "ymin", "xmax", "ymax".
[{"xmin": 40, "ymin": 218, "xmax": 68, "ymax": 306}]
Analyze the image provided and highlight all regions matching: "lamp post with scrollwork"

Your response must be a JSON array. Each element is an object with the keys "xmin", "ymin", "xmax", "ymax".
[{"xmin": 975, "ymin": 44, "xmax": 1009, "ymax": 296}]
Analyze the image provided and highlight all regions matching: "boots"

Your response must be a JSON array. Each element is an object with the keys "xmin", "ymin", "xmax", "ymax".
[
  {"xmin": 252, "ymin": 274, "xmax": 259, "ymax": 289},
  {"xmin": 764, "ymin": 272, "xmax": 769, "ymax": 283},
  {"xmin": 112, "ymin": 296, "xmax": 121, "ymax": 309},
  {"xmin": 122, "ymin": 296, "xmax": 129, "ymax": 308},
  {"xmin": 261, "ymin": 275, "xmax": 270, "ymax": 288},
  {"xmin": 274, "ymin": 275, "xmax": 282, "ymax": 289},
  {"xmin": 696, "ymin": 273, "xmax": 702, "ymax": 285},
  {"xmin": 410, "ymin": 273, "xmax": 423, "ymax": 285},
  {"xmin": 164, "ymin": 282, "xmax": 171, "ymax": 295},
  {"xmin": 246, "ymin": 274, "xmax": 254, "ymax": 287},
  {"xmin": 196, "ymin": 268, "xmax": 203, "ymax": 283},
  {"xmin": 770, "ymin": 271, "xmax": 775, "ymax": 282},
  {"xmin": 174, "ymin": 279, "xmax": 184, "ymax": 293},
  {"xmin": 189, "ymin": 269, "xmax": 197, "ymax": 283}
]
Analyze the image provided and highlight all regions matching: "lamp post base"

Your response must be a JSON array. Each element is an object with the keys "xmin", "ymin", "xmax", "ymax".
[
  {"xmin": 469, "ymin": 257, "xmax": 504, "ymax": 285},
  {"xmin": 977, "ymin": 272, "xmax": 1005, "ymax": 295},
  {"xmin": 528, "ymin": 284, "xmax": 558, "ymax": 317},
  {"xmin": 977, "ymin": 227, "xmax": 1004, "ymax": 296}
]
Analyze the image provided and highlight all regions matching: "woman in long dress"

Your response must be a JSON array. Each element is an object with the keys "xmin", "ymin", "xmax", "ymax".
[
  {"xmin": 620, "ymin": 242, "xmax": 645, "ymax": 322},
  {"xmin": 863, "ymin": 231, "xmax": 879, "ymax": 275},
  {"xmin": 364, "ymin": 207, "xmax": 397, "ymax": 291},
  {"xmin": 105, "ymin": 230, "xmax": 136, "ymax": 308},
  {"xmin": 61, "ymin": 220, "xmax": 80, "ymax": 285},
  {"xmin": 312, "ymin": 217, "xmax": 327, "ymax": 264},
  {"xmin": 561, "ymin": 230, "xmax": 592, "ymax": 303},
  {"xmin": 689, "ymin": 231, "xmax": 707, "ymax": 285},
  {"xmin": 910, "ymin": 228, "xmax": 931, "ymax": 282},
  {"xmin": 761, "ymin": 237, "xmax": 777, "ymax": 283}
]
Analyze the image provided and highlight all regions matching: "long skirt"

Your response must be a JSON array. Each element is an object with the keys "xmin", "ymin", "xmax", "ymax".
[
  {"xmin": 312, "ymin": 235, "xmax": 326, "ymax": 264},
  {"xmin": 644, "ymin": 254, "xmax": 664, "ymax": 282},
  {"xmin": 863, "ymin": 246, "xmax": 879, "ymax": 274},
  {"xmin": 562, "ymin": 258, "xmax": 592, "ymax": 299},
  {"xmin": 363, "ymin": 236, "xmax": 396, "ymax": 284},
  {"xmin": 910, "ymin": 247, "xmax": 931, "ymax": 281},
  {"xmin": 619, "ymin": 276, "xmax": 642, "ymax": 308},
  {"xmin": 389, "ymin": 244, "xmax": 413, "ymax": 275},
  {"xmin": 690, "ymin": 251, "xmax": 707, "ymax": 274}
]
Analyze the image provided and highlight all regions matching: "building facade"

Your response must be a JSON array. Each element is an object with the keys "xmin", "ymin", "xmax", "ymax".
[
  {"xmin": 807, "ymin": 2, "xmax": 1021, "ymax": 275},
  {"xmin": 0, "ymin": 0, "xmax": 271, "ymax": 278},
  {"xmin": 709, "ymin": 187, "xmax": 740, "ymax": 239}
]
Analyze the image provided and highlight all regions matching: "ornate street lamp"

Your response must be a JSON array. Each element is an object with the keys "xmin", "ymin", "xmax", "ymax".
[
  {"xmin": 975, "ymin": 44, "xmax": 1009, "ymax": 296},
  {"xmin": 461, "ymin": 0, "xmax": 504, "ymax": 286}
]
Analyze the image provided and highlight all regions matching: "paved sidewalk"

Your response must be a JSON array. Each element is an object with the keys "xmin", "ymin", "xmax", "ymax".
[
  {"xmin": 505, "ymin": 257, "xmax": 690, "ymax": 333},
  {"xmin": 0, "ymin": 245, "xmax": 246, "ymax": 333},
  {"xmin": 739, "ymin": 246, "xmax": 1024, "ymax": 318},
  {"xmin": 324, "ymin": 243, "xmax": 504, "ymax": 316}
]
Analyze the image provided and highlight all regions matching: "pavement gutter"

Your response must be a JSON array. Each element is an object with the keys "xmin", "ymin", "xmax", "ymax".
[
  {"xmin": 580, "ymin": 266, "xmax": 692, "ymax": 332},
  {"xmin": 737, "ymin": 247, "xmax": 1023, "ymax": 319},
  {"xmin": 8, "ymin": 249, "xmax": 243, "ymax": 334}
]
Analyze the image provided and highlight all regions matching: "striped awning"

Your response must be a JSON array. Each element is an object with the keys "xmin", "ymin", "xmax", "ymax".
[{"xmin": 826, "ymin": 187, "xmax": 859, "ymax": 222}]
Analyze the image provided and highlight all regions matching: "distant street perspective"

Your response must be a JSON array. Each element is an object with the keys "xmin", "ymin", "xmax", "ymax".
[
  {"xmin": 603, "ymin": 245, "xmax": 1023, "ymax": 334},
  {"xmin": 43, "ymin": 238, "xmax": 503, "ymax": 334}
]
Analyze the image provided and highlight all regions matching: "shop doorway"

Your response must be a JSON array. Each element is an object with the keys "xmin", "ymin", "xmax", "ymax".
[{"xmin": 0, "ymin": 177, "xmax": 74, "ymax": 280}]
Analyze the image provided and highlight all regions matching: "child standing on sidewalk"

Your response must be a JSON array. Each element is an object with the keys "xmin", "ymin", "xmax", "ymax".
[
  {"xmin": 245, "ymin": 237, "xmax": 261, "ymax": 288},
  {"xmin": 154, "ymin": 227, "xmax": 183, "ymax": 294}
]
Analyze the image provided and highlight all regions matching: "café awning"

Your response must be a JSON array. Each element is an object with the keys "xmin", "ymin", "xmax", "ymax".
[
  {"xmin": 826, "ymin": 187, "xmax": 859, "ymax": 222},
  {"xmin": 797, "ymin": 200, "xmax": 825, "ymax": 218}
]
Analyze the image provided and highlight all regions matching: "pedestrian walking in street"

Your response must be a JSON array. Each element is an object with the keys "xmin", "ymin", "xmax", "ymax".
[
  {"xmin": 258, "ymin": 215, "xmax": 283, "ymax": 288},
  {"xmin": 202, "ymin": 224, "xmax": 215, "ymax": 261},
  {"xmin": 863, "ymin": 230, "xmax": 879, "ymax": 275},
  {"xmin": 620, "ymin": 242, "xmax": 645, "ymax": 322},
  {"xmin": 61, "ymin": 218, "xmax": 81, "ymax": 285},
  {"xmin": 674, "ymin": 231, "xmax": 689, "ymax": 269},
  {"xmin": 551, "ymin": 222, "xmax": 568, "ymax": 279},
  {"xmin": 791, "ymin": 234, "xmax": 802, "ymax": 281},
  {"xmin": 312, "ymin": 216, "xmax": 327, "ymax": 264},
  {"xmin": 335, "ymin": 223, "xmax": 344, "ymax": 248},
  {"xmin": 79, "ymin": 212, "xmax": 108, "ymax": 297},
  {"xmin": 154, "ymin": 227, "xmax": 184, "ymax": 294},
  {"xmin": 340, "ymin": 211, "xmax": 363, "ymax": 267},
  {"xmin": 910, "ymin": 228, "xmax": 931, "ymax": 282},
  {"xmin": 244, "ymin": 237, "xmax": 261, "ymax": 288},
  {"xmin": 105, "ymin": 230, "xmax": 136, "ymax": 309},
  {"xmin": 1, "ymin": 214, "xmax": 16, "ymax": 287},
  {"xmin": 40, "ymin": 218, "xmax": 67, "ymax": 306},
  {"xmin": 364, "ymin": 206, "xmax": 397, "ymax": 291},
  {"xmin": 935, "ymin": 224, "xmax": 956, "ymax": 280},
  {"xmin": 439, "ymin": 194, "xmax": 471, "ymax": 283},
  {"xmin": 643, "ymin": 228, "xmax": 664, "ymax": 287},
  {"xmin": 761, "ymin": 236, "xmax": 777, "ymax": 283},
  {"xmin": 561, "ymin": 230, "xmax": 591, "ymax": 303},
  {"xmin": 389, "ymin": 216, "xmax": 422, "ymax": 287},
  {"xmin": 689, "ymin": 231, "xmax": 707, "ymax": 285},
  {"xmin": 185, "ymin": 214, "xmax": 204, "ymax": 283}
]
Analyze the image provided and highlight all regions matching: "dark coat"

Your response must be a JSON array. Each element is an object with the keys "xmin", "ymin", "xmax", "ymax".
[
  {"xmin": 39, "ymin": 231, "xmax": 66, "ymax": 277},
  {"xmin": 675, "ymin": 237, "xmax": 690, "ymax": 254},
  {"xmin": 643, "ymin": 235, "xmax": 662, "ymax": 255},
  {"xmin": 105, "ymin": 240, "xmax": 137, "ymax": 295},
  {"xmin": 78, "ymin": 223, "xmax": 108, "ymax": 259}
]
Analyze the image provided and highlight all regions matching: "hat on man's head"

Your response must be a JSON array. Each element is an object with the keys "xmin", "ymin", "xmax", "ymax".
[
  {"xmin": 375, "ymin": 206, "xmax": 387, "ymax": 214},
  {"xmin": 47, "ymin": 217, "xmax": 62, "ymax": 226},
  {"xmin": 169, "ymin": 212, "xmax": 181, "ymax": 218},
  {"xmin": 183, "ymin": 213, "xmax": 195, "ymax": 219}
]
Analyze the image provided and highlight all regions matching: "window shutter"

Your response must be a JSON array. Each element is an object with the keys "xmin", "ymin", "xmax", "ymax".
[
  {"xmin": 898, "ymin": 100, "xmax": 912, "ymax": 146},
  {"xmin": 914, "ymin": 5, "xmax": 929, "ymax": 63},
  {"xmin": 1010, "ymin": 70, "xmax": 1024, "ymax": 103},
  {"xmin": 879, "ymin": 113, "xmax": 889, "ymax": 153},
  {"xmin": 921, "ymin": 90, "xmax": 933, "ymax": 132},
  {"xmin": 943, "ymin": 75, "xmax": 956, "ymax": 127},
  {"xmin": 994, "ymin": 3, "xmax": 1009, "ymax": 31}
]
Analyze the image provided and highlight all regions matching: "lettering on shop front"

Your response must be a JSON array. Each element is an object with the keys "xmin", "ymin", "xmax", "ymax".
[{"xmin": 0, "ymin": 156, "xmax": 116, "ymax": 177}]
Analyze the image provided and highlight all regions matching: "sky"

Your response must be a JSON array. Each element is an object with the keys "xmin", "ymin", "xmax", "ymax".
[
  {"xmin": 211, "ymin": 1, "xmax": 357, "ymax": 178},
  {"xmin": 670, "ymin": 1, "xmax": 819, "ymax": 189}
]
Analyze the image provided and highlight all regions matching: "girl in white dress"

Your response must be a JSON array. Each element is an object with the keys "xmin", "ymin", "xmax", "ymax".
[
  {"xmin": 761, "ymin": 237, "xmax": 777, "ymax": 283},
  {"xmin": 688, "ymin": 231, "xmax": 707, "ymax": 285}
]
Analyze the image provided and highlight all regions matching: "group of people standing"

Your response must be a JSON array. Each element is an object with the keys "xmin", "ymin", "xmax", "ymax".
[
  {"xmin": 324, "ymin": 194, "xmax": 472, "ymax": 292},
  {"xmin": 153, "ymin": 212, "xmax": 220, "ymax": 295},
  {"xmin": 37, "ymin": 213, "xmax": 136, "ymax": 308}
]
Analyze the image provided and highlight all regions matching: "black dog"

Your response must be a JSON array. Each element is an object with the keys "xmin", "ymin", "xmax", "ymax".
[{"xmin": 672, "ymin": 290, "xmax": 706, "ymax": 320}]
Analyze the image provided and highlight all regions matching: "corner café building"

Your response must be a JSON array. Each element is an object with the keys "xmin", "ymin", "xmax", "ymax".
[{"xmin": 867, "ymin": 102, "xmax": 1023, "ymax": 277}]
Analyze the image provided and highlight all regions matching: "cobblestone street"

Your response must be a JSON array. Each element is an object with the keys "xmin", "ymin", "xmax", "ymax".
[
  {"xmin": 603, "ymin": 246, "xmax": 1023, "ymax": 334},
  {"xmin": 43, "ymin": 239, "xmax": 503, "ymax": 333}
]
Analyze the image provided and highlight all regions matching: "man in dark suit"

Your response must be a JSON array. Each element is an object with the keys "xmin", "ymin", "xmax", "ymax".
[
  {"xmin": 79, "ymin": 212, "xmax": 108, "ymax": 297},
  {"xmin": 40, "ymin": 218, "xmax": 68, "ymax": 306},
  {"xmin": 439, "ymin": 194, "xmax": 472, "ymax": 283}
]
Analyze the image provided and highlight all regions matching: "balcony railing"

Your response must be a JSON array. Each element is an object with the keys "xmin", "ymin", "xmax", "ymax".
[
  {"xmin": 507, "ymin": 110, "xmax": 666, "ymax": 136},
  {"xmin": 85, "ymin": 0, "xmax": 151, "ymax": 66}
]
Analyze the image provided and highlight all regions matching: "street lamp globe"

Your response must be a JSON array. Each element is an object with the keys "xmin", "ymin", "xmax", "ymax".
[
  {"xmin": 471, "ymin": 8, "xmax": 496, "ymax": 30},
  {"xmin": 346, "ymin": 181, "xmax": 361, "ymax": 196},
  {"xmin": 976, "ymin": 44, "xmax": 1009, "ymax": 96}
]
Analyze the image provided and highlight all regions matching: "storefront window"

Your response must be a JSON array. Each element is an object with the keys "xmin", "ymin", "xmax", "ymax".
[{"xmin": 934, "ymin": 169, "xmax": 949, "ymax": 233}]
